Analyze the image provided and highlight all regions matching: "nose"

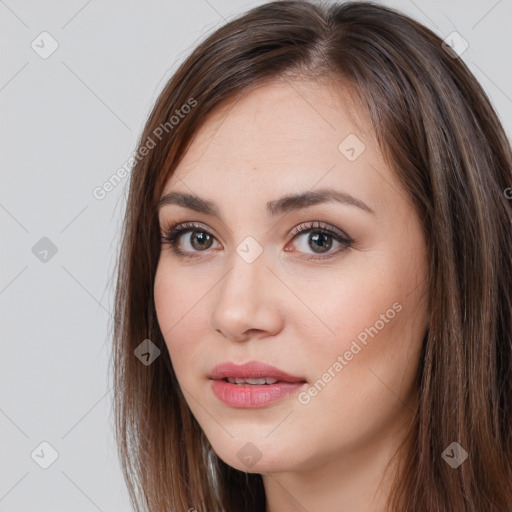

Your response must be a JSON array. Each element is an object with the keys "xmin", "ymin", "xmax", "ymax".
[{"xmin": 209, "ymin": 248, "xmax": 284, "ymax": 342}]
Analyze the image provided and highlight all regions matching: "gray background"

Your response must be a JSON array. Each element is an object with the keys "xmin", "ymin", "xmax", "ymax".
[{"xmin": 1, "ymin": 0, "xmax": 510, "ymax": 510}]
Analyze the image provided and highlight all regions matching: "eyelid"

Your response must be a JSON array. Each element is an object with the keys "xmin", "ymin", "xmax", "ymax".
[
  {"xmin": 160, "ymin": 220, "xmax": 351, "ymax": 243},
  {"xmin": 161, "ymin": 220, "xmax": 220, "ymax": 240},
  {"xmin": 287, "ymin": 220, "xmax": 352, "ymax": 242}
]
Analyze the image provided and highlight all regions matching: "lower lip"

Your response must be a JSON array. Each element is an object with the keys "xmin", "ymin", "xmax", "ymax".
[{"xmin": 210, "ymin": 379, "xmax": 306, "ymax": 408}]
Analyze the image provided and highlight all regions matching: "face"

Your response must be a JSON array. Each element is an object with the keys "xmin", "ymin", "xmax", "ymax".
[{"xmin": 154, "ymin": 78, "xmax": 428, "ymax": 474}]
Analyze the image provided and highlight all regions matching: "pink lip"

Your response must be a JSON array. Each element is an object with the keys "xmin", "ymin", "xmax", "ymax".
[
  {"xmin": 209, "ymin": 361, "xmax": 307, "ymax": 408},
  {"xmin": 209, "ymin": 361, "xmax": 306, "ymax": 383}
]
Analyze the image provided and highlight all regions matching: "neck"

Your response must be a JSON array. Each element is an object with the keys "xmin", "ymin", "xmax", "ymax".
[{"xmin": 262, "ymin": 408, "xmax": 414, "ymax": 512}]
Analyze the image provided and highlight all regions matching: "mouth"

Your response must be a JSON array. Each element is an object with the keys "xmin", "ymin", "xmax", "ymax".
[
  {"xmin": 209, "ymin": 361, "xmax": 307, "ymax": 408},
  {"xmin": 221, "ymin": 377, "xmax": 287, "ymax": 385},
  {"xmin": 209, "ymin": 360, "xmax": 307, "ymax": 384}
]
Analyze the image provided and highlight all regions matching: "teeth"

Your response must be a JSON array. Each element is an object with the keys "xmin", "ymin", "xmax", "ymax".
[{"xmin": 226, "ymin": 377, "xmax": 279, "ymax": 385}]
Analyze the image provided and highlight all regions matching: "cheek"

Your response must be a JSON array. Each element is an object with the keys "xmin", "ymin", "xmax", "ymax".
[
  {"xmin": 288, "ymin": 262, "xmax": 403, "ymax": 363},
  {"xmin": 290, "ymin": 267, "xmax": 425, "ymax": 443},
  {"xmin": 153, "ymin": 263, "xmax": 208, "ymax": 371},
  {"xmin": 289, "ymin": 250, "xmax": 426, "ymax": 412}
]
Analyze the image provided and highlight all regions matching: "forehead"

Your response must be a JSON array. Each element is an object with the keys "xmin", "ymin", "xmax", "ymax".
[
  {"xmin": 164, "ymin": 79, "xmax": 375, "ymax": 185},
  {"xmin": 158, "ymin": 79, "xmax": 400, "ymax": 223}
]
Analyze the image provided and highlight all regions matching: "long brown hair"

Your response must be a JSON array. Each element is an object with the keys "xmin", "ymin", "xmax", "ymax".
[{"xmin": 109, "ymin": 1, "xmax": 512, "ymax": 510}]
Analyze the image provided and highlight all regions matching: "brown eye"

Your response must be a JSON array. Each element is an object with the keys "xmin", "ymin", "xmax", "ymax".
[
  {"xmin": 161, "ymin": 222, "xmax": 220, "ymax": 258},
  {"xmin": 307, "ymin": 232, "xmax": 333, "ymax": 253},
  {"xmin": 188, "ymin": 230, "xmax": 214, "ymax": 251},
  {"xmin": 288, "ymin": 221, "xmax": 353, "ymax": 260}
]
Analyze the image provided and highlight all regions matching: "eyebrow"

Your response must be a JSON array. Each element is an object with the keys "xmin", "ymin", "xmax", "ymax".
[{"xmin": 157, "ymin": 188, "xmax": 375, "ymax": 218}]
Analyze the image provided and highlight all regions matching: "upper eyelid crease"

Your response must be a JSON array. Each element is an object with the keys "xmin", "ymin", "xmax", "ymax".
[{"xmin": 156, "ymin": 188, "xmax": 375, "ymax": 219}]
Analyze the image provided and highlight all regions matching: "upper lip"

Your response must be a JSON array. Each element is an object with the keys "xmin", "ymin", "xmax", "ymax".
[{"xmin": 210, "ymin": 361, "xmax": 307, "ymax": 383}]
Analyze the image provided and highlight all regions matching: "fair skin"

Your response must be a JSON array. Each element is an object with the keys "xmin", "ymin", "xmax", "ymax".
[{"xmin": 154, "ymin": 78, "xmax": 428, "ymax": 512}]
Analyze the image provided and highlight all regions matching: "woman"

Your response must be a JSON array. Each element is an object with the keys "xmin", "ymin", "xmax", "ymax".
[{"xmin": 110, "ymin": 1, "xmax": 512, "ymax": 511}]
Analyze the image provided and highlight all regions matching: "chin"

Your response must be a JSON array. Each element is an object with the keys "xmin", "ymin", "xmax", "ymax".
[
  {"xmin": 220, "ymin": 453, "xmax": 288, "ymax": 474},
  {"xmin": 209, "ymin": 438, "xmax": 301, "ymax": 474}
]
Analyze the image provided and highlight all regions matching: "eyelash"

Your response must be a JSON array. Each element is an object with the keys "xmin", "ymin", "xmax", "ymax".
[{"xmin": 160, "ymin": 220, "xmax": 355, "ymax": 261}]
